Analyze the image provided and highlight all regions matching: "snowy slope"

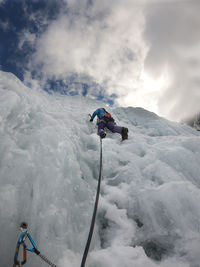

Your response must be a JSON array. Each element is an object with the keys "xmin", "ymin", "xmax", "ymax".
[{"xmin": 0, "ymin": 70, "xmax": 200, "ymax": 267}]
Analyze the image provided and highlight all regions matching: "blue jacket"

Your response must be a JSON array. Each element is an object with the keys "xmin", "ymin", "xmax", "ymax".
[{"xmin": 91, "ymin": 108, "xmax": 107, "ymax": 120}]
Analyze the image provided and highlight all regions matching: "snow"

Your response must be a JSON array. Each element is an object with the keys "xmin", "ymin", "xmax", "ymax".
[{"xmin": 0, "ymin": 70, "xmax": 200, "ymax": 267}]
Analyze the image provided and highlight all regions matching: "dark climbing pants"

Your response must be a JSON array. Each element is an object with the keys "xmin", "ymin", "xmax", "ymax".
[{"xmin": 98, "ymin": 121, "xmax": 122, "ymax": 135}]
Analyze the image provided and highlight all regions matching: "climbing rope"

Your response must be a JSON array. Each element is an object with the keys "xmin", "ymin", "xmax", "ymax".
[
  {"xmin": 39, "ymin": 253, "xmax": 57, "ymax": 267},
  {"xmin": 80, "ymin": 137, "xmax": 103, "ymax": 267},
  {"xmin": 14, "ymin": 125, "xmax": 103, "ymax": 267}
]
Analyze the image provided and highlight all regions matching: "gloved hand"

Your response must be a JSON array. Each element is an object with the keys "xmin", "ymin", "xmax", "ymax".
[
  {"xmin": 90, "ymin": 118, "xmax": 93, "ymax": 122},
  {"xmin": 34, "ymin": 248, "xmax": 40, "ymax": 255}
]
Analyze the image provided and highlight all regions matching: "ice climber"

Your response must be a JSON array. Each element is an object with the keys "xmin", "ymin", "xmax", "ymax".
[{"xmin": 90, "ymin": 108, "xmax": 128, "ymax": 140}]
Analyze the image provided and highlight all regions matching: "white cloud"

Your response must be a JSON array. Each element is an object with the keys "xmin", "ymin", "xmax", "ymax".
[
  {"xmin": 26, "ymin": 1, "xmax": 147, "ymax": 100},
  {"xmin": 143, "ymin": 0, "xmax": 200, "ymax": 120},
  {"xmin": 23, "ymin": 0, "xmax": 200, "ymax": 121},
  {"xmin": 18, "ymin": 31, "xmax": 37, "ymax": 49},
  {"xmin": 0, "ymin": 20, "xmax": 9, "ymax": 31}
]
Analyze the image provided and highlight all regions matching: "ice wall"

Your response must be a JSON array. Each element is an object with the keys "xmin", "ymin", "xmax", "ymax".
[{"xmin": 0, "ymin": 71, "xmax": 200, "ymax": 267}]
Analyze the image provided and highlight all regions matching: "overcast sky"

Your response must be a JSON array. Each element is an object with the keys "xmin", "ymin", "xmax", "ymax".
[{"xmin": 0, "ymin": 0, "xmax": 200, "ymax": 121}]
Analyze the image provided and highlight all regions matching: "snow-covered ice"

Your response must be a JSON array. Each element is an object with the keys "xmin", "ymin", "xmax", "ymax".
[{"xmin": 0, "ymin": 70, "xmax": 200, "ymax": 267}]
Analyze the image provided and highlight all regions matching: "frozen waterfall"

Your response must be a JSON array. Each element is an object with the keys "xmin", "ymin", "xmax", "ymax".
[{"xmin": 0, "ymin": 71, "xmax": 200, "ymax": 267}]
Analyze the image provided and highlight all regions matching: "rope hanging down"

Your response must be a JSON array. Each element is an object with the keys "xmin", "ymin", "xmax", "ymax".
[
  {"xmin": 13, "ymin": 134, "xmax": 103, "ymax": 267},
  {"xmin": 38, "ymin": 254, "xmax": 57, "ymax": 267},
  {"xmin": 80, "ymin": 137, "xmax": 103, "ymax": 267}
]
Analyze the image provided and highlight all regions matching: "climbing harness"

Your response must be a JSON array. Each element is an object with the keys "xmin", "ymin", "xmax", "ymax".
[
  {"xmin": 13, "ymin": 222, "xmax": 57, "ymax": 267},
  {"xmin": 80, "ymin": 137, "xmax": 103, "ymax": 267}
]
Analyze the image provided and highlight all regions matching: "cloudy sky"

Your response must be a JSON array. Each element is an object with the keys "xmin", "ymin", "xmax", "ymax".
[{"xmin": 0, "ymin": 0, "xmax": 200, "ymax": 121}]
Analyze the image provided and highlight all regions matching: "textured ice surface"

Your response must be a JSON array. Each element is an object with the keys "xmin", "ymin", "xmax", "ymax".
[{"xmin": 0, "ymin": 71, "xmax": 200, "ymax": 267}]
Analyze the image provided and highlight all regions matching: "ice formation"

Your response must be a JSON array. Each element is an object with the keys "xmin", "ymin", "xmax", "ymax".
[{"xmin": 0, "ymin": 70, "xmax": 200, "ymax": 267}]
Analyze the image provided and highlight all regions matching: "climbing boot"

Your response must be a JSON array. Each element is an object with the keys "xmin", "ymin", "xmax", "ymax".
[
  {"xmin": 121, "ymin": 127, "xmax": 128, "ymax": 140},
  {"xmin": 100, "ymin": 131, "xmax": 106, "ymax": 139}
]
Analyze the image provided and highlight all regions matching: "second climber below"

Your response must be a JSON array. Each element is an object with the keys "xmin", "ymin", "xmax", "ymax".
[{"xmin": 90, "ymin": 108, "xmax": 128, "ymax": 140}]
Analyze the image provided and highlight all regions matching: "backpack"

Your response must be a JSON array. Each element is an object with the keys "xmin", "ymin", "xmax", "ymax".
[
  {"xmin": 105, "ymin": 112, "xmax": 111, "ymax": 119},
  {"xmin": 102, "ymin": 109, "xmax": 114, "ymax": 122}
]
